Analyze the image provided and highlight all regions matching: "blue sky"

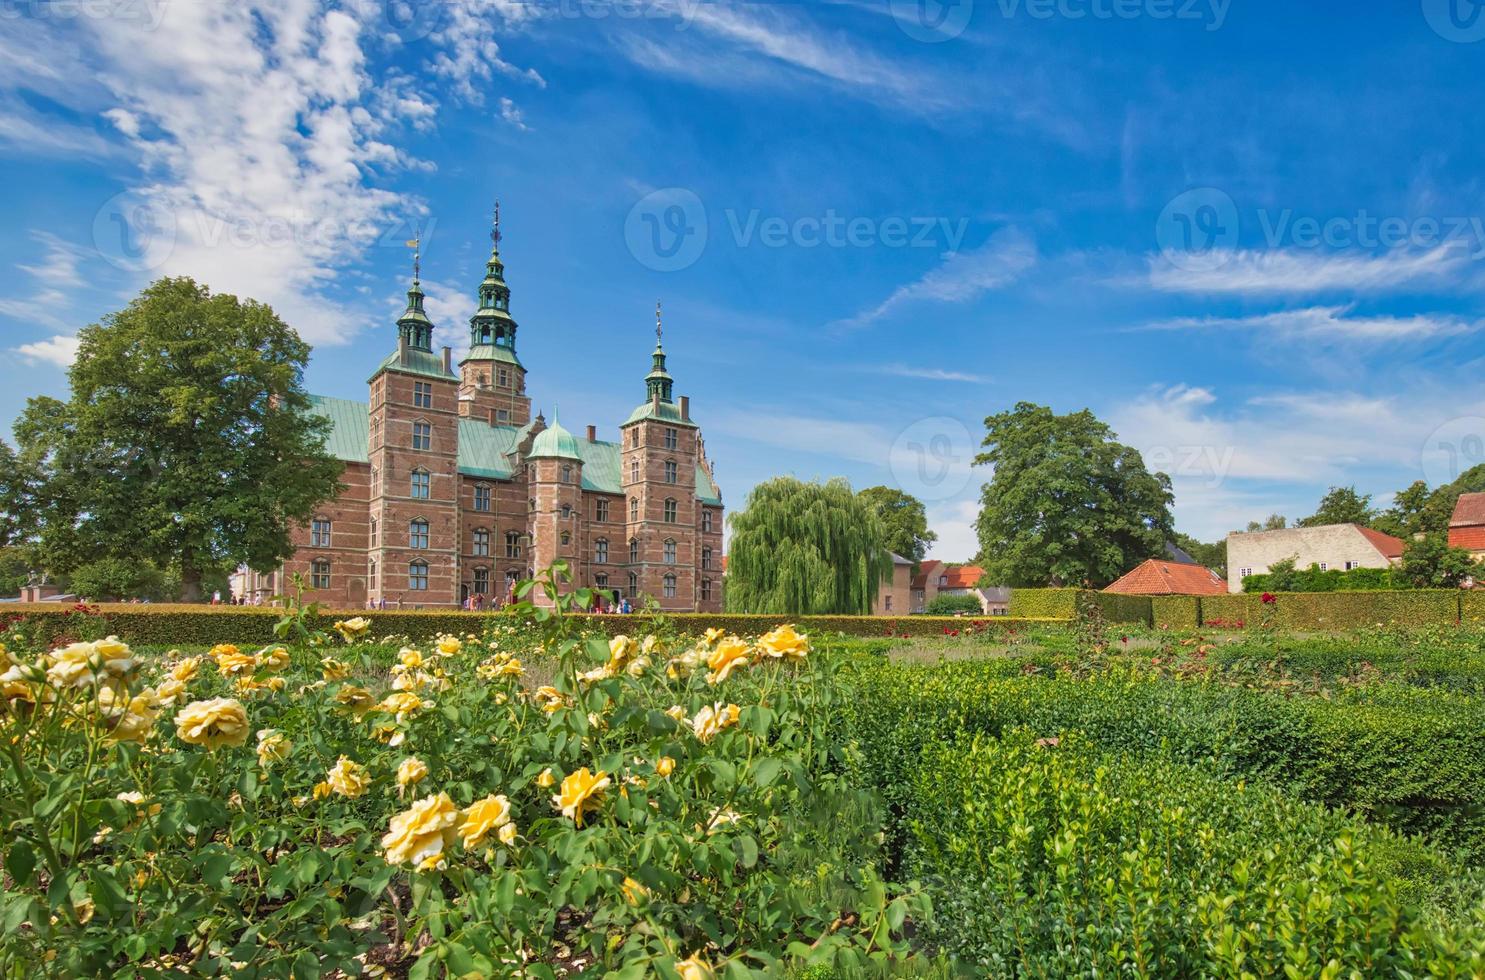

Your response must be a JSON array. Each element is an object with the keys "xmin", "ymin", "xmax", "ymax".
[{"xmin": 4, "ymin": 0, "xmax": 1485, "ymax": 559}]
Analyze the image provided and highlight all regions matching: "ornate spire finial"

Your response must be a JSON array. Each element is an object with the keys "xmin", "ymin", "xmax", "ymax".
[
  {"xmin": 656, "ymin": 299, "xmax": 663, "ymax": 345},
  {"xmin": 492, "ymin": 200, "xmax": 501, "ymax": 247},
  {"xmin": 408, "ymin": 225, "xmax": 422, "ymax": 283}
]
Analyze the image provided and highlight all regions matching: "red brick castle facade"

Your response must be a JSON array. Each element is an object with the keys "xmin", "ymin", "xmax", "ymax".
[{"xmin": 248, "ymin": 216, "xmax": 724, "ymax": 611}]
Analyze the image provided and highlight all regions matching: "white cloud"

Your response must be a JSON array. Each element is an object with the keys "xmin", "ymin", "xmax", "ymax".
[
  {"xmin": 925, "ymin": 497, "xmax": 982, "ymax": 563},
  {"xmin": 499, "ymin": 97, "xmax": 529, "ymax": 131},
  {"xmin": 862, "ymin": 364, "xmax": 991, "ymax": 383},
  {"xmin": 835, "ymin": 227, "xmax": 1037, "ymax": 330},
  {"xmin": 14, "ymin": 334, "xmax": 81, "ymax": 369},
  {"xmin": 1143, "ymin": 304, "xmax": 1482, "ymax": 342},
  {"xmin": 1145, "ymin": 245, "xmax": 1467, "ymax": 296}
]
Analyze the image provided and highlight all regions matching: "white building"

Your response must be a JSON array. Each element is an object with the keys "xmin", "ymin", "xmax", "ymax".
[{"xmin": 1224, "ymin": 523, "xmax": 1405, "ymax": 593}]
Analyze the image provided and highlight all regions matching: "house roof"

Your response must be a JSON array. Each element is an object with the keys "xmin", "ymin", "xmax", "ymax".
[
  {"xmin": 1450, "ymin": 525, "xmax": 1485, "ymax": 551},
  {"xmin": 306, "ymin": 394, "xmax": 722, "ymax": 506},
  {"xmin": 1104, "ymin": 558, "xmax": 1227, "ymax": 596},
  {"xmin": 1451, "ymin": 492, "xmax": 1485, "ymax": 528},
  {"xmin": 942, "ymin": 565, "xmax": 984, "ymax": 589},
  {"xmin": 887, "ymin": 551, "xmax": 913, "ymax": 566},
  {"xmin": 910, "ymin": 559, "xmax": 943, "ymax": 591},
  {"xmin": 1354, "ymin": 525, "xmax": 1406, "ymax": 560}
]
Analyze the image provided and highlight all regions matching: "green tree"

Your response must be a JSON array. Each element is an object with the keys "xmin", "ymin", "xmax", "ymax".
[
  {"xmin": 926, "ymin": 592, "xmax": 982, "ymax": 615},
  {"xmin": 1244, "ymin": 513, "xmax": 1288, "ymax": 533},
  {"xmin": 856, "ymin": 485, "xmax": 936, "ymax": 568},
  {"xmin": 21, "ymin": 278, "xmax": 343, "ymax": 601},
  {"xmin": 1298, "ymin": 485, "xmax": 1374, "ymax": 528},
  {"xmin": 725, "ymin": 477, "xmax": 892, "ymax": 614},
  {"xmin": 0, "ymin": 546, "xmax": 31, "ymax": 596},
  {"xmin": 69, "ymin": 557, "xmax": 167, "ymax": 602},
  {"xmin": 973, "ymin": 403, "xmax": 1174, "ymax": 587},
  {"xmin": 1373, "ymin": 480, "xmax": 1433, "ymax": 538},
  {"xmin": 1173, "ymin": 532, "xmax": 1227, "ymax": 576},
  {"xmin": 1397, "ymin": 533, "xmax": 1476, "ymax": 589}
]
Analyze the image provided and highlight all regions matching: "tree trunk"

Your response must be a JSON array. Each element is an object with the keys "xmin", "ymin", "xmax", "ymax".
[{"xmin": 179, "ymin": 561, "xmax": 203, "ymax": 603}]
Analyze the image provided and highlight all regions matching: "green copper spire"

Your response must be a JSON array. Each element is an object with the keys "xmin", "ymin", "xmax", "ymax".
[
  {"xmin": 645, "ymin": 299, "xmax": 674, "ymax": 403},
  {"xmin": 466, "ymin": 200, "xmax": 519, "ymax": 357},
  {"xmin": 397, "ymin": 233, "xmax": 434, "ymax": 352}
]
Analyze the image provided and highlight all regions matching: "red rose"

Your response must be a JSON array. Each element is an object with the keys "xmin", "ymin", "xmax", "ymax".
[{"xmin": 1261, "ymin": 593, "xmax": 1277, "ymax": 604}]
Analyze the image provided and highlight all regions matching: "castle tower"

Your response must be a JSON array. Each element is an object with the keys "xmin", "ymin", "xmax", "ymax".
[
  {"xmin": 459, "ymin": 202, "xmax": 531, "ymax": 427},
  {"xmin": 620, "ymin": 303, "xmax": 700, "ymax": 610},
  {"xmin": 526, "ymin": 413, "xmax": 584, "ymax": 608},
  {"xmin": 368, "ymin": 243, "xmax": 462, "ymax": 607}
]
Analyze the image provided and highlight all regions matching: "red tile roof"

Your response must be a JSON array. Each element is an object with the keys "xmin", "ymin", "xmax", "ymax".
[
  {"xmin": 942, "ymin": 565, "xmax": 984, "ymax": 589},
  {"xmin": 1104, "ymin": 558, "xmax": 1227, "ymax": 596},
  {"xmin": 1452, "ymin": 492, "xmax": 1485, "ymax": 528},
  {"xmin": 1354, "ymin": 525, "xmax": 1406, "ymax": 560},
  {"xmin": 910, "ymin": 560, "xmax": 943, "ymax": 591},
  {"xmin": 1450, "ymin": 526, "xmax": 1485, "ymax": 551}
]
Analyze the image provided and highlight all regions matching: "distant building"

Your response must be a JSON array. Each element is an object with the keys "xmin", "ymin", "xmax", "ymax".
[
  {"xmin": 872, "ymin": 552, "xmax": 913, "ymax": 614},
  {"xmin": 1224, "ymin": 523, "xmax": 1405, "ymax": 593},
  {"xmin": 1104, "ymin": 558, "xmax": 1226, "ymax": 596},
  {"xmin": 910, "ymin": 561, "xmax": 1009, "ymax": 614},
  {"xmin": 1449, "ymin": 493, "xmax": 1485, "ymax": 558}
]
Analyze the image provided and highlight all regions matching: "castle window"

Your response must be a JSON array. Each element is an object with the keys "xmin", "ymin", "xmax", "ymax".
[
  {"xmin": 561, "ymin": 465, "xmax": 573, "ymax": 484},
  {"xmin": 311, "ymin": 559, "xmax": 331, "ymax": 590},
  {"xmin": 701, "ymin": 578, "xmax": 712, "ymax": 602},
  {"xmin": 630, "ymin": 459, "xmax": 640, "ymax": 483},
  {"xmin": 664, "ymin": 539, "xmax": 676, "ymax": 565},
  {"xmin": 411, "ymin": 469, "xmax": 430, "ymax": 499},
  {"xmin": 529, "ymin": 498, "xmax": 536, "ymax": 512},
  {"xmin": 629, "ymin": 428, "xmax": 638, "ymax": 447},
  {"xmin": 702, "ymin": 546, "xmax": 712, "ymax": 570},
  {"xmin": 663, "ymin": 574, "xmax": 677, "ymax": 599},
  {"xmin": 560, "ymin": 531, "xmax": 571, "ymax": 547},
  {"xmin": 702, "ymin": 509, "xmax": 714, "ymax": 533},
  {"xmin": 664, "ymin": 498, "xmax": 677, "ymax": 523},
  {"xmin": 369, "ymin": 559, "xmax": 376, "ymax": 582},
  {"xmin": 371, "ymin": 518, "xmax": 378, "ymax": 544},
  {"xmin": 629, "ymin": 497, "xmax": 638, "ymax": 521},
  {"xmin": 473, "ymin": 568, "xmax": 490, "ymax": 594},
  {"xmin": 628, "ymin": 572, "xmax": 638, "ymax": 598},
  {"xmin": 408, "ymin": 561, "xmax": 428, "ymax": 591},
  {"xmin": 410, "ymin": 520, "xmax": 429, "ymax": 550},
  {"xmin": 473, "ymin": 528, "xmax": 490, "ymax": 557},
  {"xmin": 595, "ymin": 498, "xmax": 609, "ymax": 522},
  {"xmin": 596, "ymin": 573, "xmax": 608, "ymax": 588},
  {"xmin": 665, "ymin": 427, "xmax": 678, "ymax": 450},
  {"xmin": 595, "ymin": 539, "xmax": 608, "ymax": 563},
  {"xmin": 505, "ymin": 532, "xmax": 522, "ymax": 559},
  {"xmin": 414, "ymin": 382, "xmax": 432, "ymax": 408},
  {"xmin": 311, "ymin": 518, "xmax": 331, "ymax": 548},
  {"xmin": 412, "ymin": 421, "xmax": 431, "ymax": 450},
  {"xmin": 474, "ymin": 484, "xmax": 491, "ymax": 512},
  {"xmin": 664, "ymin": 460, "xmax": 678, "ymax": 484},
  {"xmin": 497, "ymin": 409, "xmax": 510, "ymax": 423},
  {"xmin": 497, "ymin": 368, "xmax": 510, "ymax": 387},
  {"xmin": 629, "ymin": 538, "xmax": 639, "ymax": 564}
]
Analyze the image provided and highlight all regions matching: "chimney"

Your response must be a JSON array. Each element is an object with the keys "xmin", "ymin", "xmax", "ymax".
[
  {"xmin": 586, "ymin": 425, "xmax": 596, "ymax": 443},
  {"xmin": 488, "ymin": 408, "xmax": 498, "ymax": 427},
  {"xmin": 652, "ymin": 392, "xmax": 661, "ymax": 411},
  {"xmin": 442, "ymin": 346, "xmax": 453, "ymax": 373},
  {"xmin": 397, "ymin": 333, "xmax": 408, "ymax": 364},
  {"xmin": 679, "ymin": 396, "xmax": 690, "ymax": 421}
]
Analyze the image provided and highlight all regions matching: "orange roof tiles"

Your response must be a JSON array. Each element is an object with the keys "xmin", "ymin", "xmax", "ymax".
[
  {"xmin": 1104, "ymin": 558, "xmax": 1227, "ymax": 596},
  {"xmin": 1354, "ymin": 525, "xmax": 1406, "ymax": 560},
  {"xmin": 1452, "ymin": 492, "xmax": 1485, "ymax": 528}
]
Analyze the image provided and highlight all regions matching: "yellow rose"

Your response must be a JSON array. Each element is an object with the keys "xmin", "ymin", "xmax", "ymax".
[
  {"xmin": 621, "ymin": 876, "xmax": 650, "ymax": 905},
  {"xmin": 333, "ymin": 617, "xmax": 371, "ymax": 642},
  {"xmin": 382, "ymin": 792, "xmax": 459, "ymax": 870},
  {"xmin": 153, "ymin": 677, "xmax": 188, "ymax": 706},
  {"xmin": 256, "ymin": 729, "xmax": 291, "ymax": 767},
  {"xmin": 216, "ymin": 650, "xmax": 260, "ymax": 678},
  {"xmin": 755, "ymin": 624, "xmax": 810, "ymax": 662},
  {"xmin": 97, "ymin": 687, "xmax": 159, "ymax": 743},
  {"xmin": 701, "ymin": 627, "xmax": 726, "ymax": 646},
  {"xmin": 47, "ymin": 640, "xmax": 131, "ymax": 689},
  {"xmin": 396, "ymin": 757, "xmax": 429, "ymax": 797},
  {"xmin": 175, "ymin": 697, "xmax": 251, "ymax": 749},
  {"xmin": 397, "ymin": 648, "xmax": 426, "ymax": 670},
  {"xmin": 262, "ymin": 647, "xmax": 291, "ymax": 672},
  {"xmin": 691, "ymin": 703, "xmax": 740, "ymax": 744},
  {"xmin": 93, "ymin": 636, "xmax": 132, "ymax": 668},
  {"xmin": 321, "ymin": 658, "xmax": 353, "ymax": 681},
  {"xmin": 552, "ymin": 767, "xmax": 610, "ymax": 827},
  {"xmin": 170, "ymin": 657, "xmax": 201, "ymax": 682},
  {"xmin": 208, "ymin": 643, "xmax": 240, "ymax": 659},
  {"xmin": 435, "ymin": 635, "xmax": 462, "ymax": 657},
  {"xmin": 656, "ymin": 756, "xmax": 676, "ymax": 778},
  {"xmin": 535, "ymin": 767, "xmax": 556, "ymax": 788},
  {"xmin": 676, "ymin": 954, "xmax": 715, "ymax": 980},
  {"xmin": 326, "ymin": 756, "xmax": 369, "ymax": 798},
  {"xmin": 608, "ymin": 635, "xmax": 637, "ymax": 668},
  {"xmin": 460, "ymin": 793, "xmax": 515, "ymax": 850},
  {"xmin": 376, "ymin": 691, "xmax": 429, "ymax": 722},
  {"xmin": 705, "ymin": 637, "xmax": 751, "ymax": 685},
  {"xmin": 497, "ymin": 822, "xmax": 518, "ymax": 845},
  {"xmin": 532, "ymin": 686, "xmax": 570, "ymax": 714},
  {"xmin": 665, "ymin": 705, "xmax": 689, "ymax": 724},
  {"xmin": 334, "ymin": 685, "xmax": 376, "ymax": 714}
]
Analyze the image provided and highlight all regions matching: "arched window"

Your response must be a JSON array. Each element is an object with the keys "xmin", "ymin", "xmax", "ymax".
[
  {"xmin": 473, "ymin": 484, "xmax": 491, "ymax": 512},
  {"xmin": 529, "ymin": 497, "xmax": 536, "ymax": 512},
  {"xmin": 561, "ymin": 464, "xmax": 573, "ymax": 484},
  {"xmin": 560, "ymin": 531, "xmax": 571, "ymax": 547},
  {"xmin": 630, "ymin": 459, "xmax": 640, "ymax": 483},
  {"xmin": 595, "ymin": 539, "xmax": 609, "ymax": 564},
  {"xmin": 629, "ymin": 538, "xmax": 639, "ymax": 564},
  {"xmin": 473, "ymin": 528, "xmax": 490, "ymax": 556},
  {"xmin": 664, "ymin": 539, "xmax": 677, "ymax": 565},
  {"xmin": 409, "ymin": 520, "xmax": 429, "ymax": 549},
  {"xmin": 369, "ymin": 559, "xmax": 377, "ymax": 583},
  {"xmin": 561, "ymin": 504, "xmax": 572, "ymax": 519},
  {"xmin": 663, "ymin": 574, "xmax": 677, "ymax": 599},
  {"xmin": 412, "ymin": 421, "xmax": 432, "ymax": 450},
  {"xmin": 701, "ymin": 578, "xmax": 712, "ymax": 602},
  {"xmin": 408, "ymin": 560, "xmax": 429, "ymax": 591},
  {"xmin": 629, "ymin": 497, "xmax": 639, "ymax": 521},
  {"xmin": 664, "ymin": 459, "xmax": 678, "ymax": 484},
  {"xmin": 628, "ymin": 572, "xmax": 638, "ymax": 597},
  {"xmin": 311, "ymin": 559, "xmax": 331, "ymax": 590},
  {"xmin": 370, "ymin": 518, "xmax": 378, "ymax": 544},
  {"xmin": 505, "ymin": 532, "xmax": 522, "ymax": 559},
  {"xmin": 702, "ymin": 546, "xmax": 712, "ymax": 570},
  {"xmin": 664, "ymin": 498, "xmax": 677, "ymax": 523},
  {"xmin": 311, "ymin": 517, "xmax": 332, "ymax": 548},
  {"xmin": 411, "ymin": 469, "xmax": 430, "ymax": 499}
]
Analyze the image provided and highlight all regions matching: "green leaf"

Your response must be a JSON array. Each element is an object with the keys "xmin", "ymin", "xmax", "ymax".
[
  {"xmin": 752, "ymin": 757, "xmax": 782, "ymax": 788},
  {"xmin": 4, "ymin": 841, "xmax": 35, "ymax": 888}
]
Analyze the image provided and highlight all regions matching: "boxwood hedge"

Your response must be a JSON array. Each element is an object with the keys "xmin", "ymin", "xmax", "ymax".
[
  {"xmin": 1008, "ymin": 589, "xmax": 1153, "ymax": 624},
  {"xmin": 1150, "ymin": 594, "xmax": 1201, "ymax": 628}
]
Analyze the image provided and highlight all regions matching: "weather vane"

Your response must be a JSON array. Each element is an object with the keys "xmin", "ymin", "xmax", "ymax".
[
  {"xmin": 656, "ymin": 299, "xmax": 663, "ymax": 344},
  {"xmin": 492, "ymin": 200, "xmax": 501, "ymax": 246},
  {"xmin": 406, "ymin": 225, "xmax": 422, "ymax": 282}
]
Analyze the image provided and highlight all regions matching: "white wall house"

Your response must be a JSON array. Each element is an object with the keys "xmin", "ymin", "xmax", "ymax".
[{"xmin": 1224, "ymin": 523, "xmax": 1405, "ymax": 593}]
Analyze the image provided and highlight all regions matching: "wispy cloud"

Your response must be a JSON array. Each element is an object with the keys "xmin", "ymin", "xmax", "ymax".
[
  {"xmin": 1144, "ymin": 245, "xmax": 1468, "ymax": 296},
  {"xmin": 1142, "ymin": 304, "xmax": 1482, "ymax": 341},
  {"xmin": 13, "ymin": 335, "xmax": 81, "ymax": 369},
  {"xmin": 1, "ymin": 231, "xmax": 89, "ymax": 339},
  {"xmin": 834, "ymin": 227, "xmax": 1037, "ymax": 330},
  {"xmin": 858, "ymin": 364, "xmax": 991, "ymax": 383}
]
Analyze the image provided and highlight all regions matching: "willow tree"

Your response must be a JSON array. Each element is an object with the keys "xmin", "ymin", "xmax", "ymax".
[{"xmin": 725, "ymin": 476, "xmax": 893, "ymax": 614}]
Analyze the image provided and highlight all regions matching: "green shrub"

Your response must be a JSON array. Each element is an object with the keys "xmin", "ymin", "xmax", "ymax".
[
  {"xmin": 1089, "ymin": 591, "xmax": 1153, "ymax": 625},
  {"xmin": 1150, "ymin": 595, "xmax": 1201, "ymax": 628},
  {"xmin": 1201, "ymin": 591, "xmax": 1462, "ymax": 629},
  {"xmin": 1008, "ymin": 589, "xmax": 1150, "ymax": 623},
  {"xmin": 923, "ymin": 594, "xmax": 982, "ymax": 616},
  {"xmin": 906, "ymin": 731, "xmax": 1484, "ymax": 975}
]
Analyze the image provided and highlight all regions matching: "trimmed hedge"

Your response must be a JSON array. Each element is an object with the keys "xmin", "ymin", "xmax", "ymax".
[
  {"xmin": 0, "ymin": 604, "xmax": 1058, "ymax": 646},
  {"xmin": 1090, "ymin": 591, "xmax": 1153, "ymax": 625},
  {"xmin": 1199, "ymin": 593, "xmax": 1259, "ymax": 626},
  {"xmin": 1150, "ymin": 594, "xmax": 1201, "ymax": 629},
  {"xmin": 1200, "ymin": 590, "xmax": 1462, "ymax": 630},
  {"xmin": 1009, "ymin": 589, "xmax": 1152, "ymax": 624}
]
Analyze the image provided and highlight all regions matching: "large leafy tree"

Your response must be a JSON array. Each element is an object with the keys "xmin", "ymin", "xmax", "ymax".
[
  {"xmin": 725, "ymin": 477, "xmax": 892, "ymax": 614},
  {"xmin": 20, "ymin": 278, "xmax": 342, "ymax": 601},
  {"xmin": 1298, "ymin": 485, "xmax": 1375, "ymax": 528},
  {"xmin": 1396, "ymin": 533, "xmax": 1476, "ymax": 589},
  {"xmin": 1243, "ymin": 513, "xmax": 1288, "ymax": 532},
  {"xmin": 856, "ymin": 485, "xmax": 936, "ymax": 568},
  {"xmin": 973, "ymin": 402, "xmax": 1174, "ymax": 587}
]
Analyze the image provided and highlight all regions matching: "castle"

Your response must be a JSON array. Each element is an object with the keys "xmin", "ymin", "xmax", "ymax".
[{"xmin": 243, "ymin": 212, "xmax": 724, "ymax": 611}]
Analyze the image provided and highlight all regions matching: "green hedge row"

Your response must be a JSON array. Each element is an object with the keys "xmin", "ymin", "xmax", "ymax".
[
  {"xmin": 906, "ymin": 731, "xmax": 1483, "ymax": 975},
  {"xmin": 1150, "ymin": 594, "xmax": 1201, "ymax": 628},
  {"xmin": 0, "ymin": 604, "xmax": 1056, "ymax": 646},
  {"xmin": 1201, "ymin": 590, "xmax": 1464, "ymax": 629},
  {"xmin": 1008, "ymin": 589, "xmax": 1154, "ymax": 624},
  {"xmin": 841, "ymin": 660, "xmax": 1485, "ymax": 860}
]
